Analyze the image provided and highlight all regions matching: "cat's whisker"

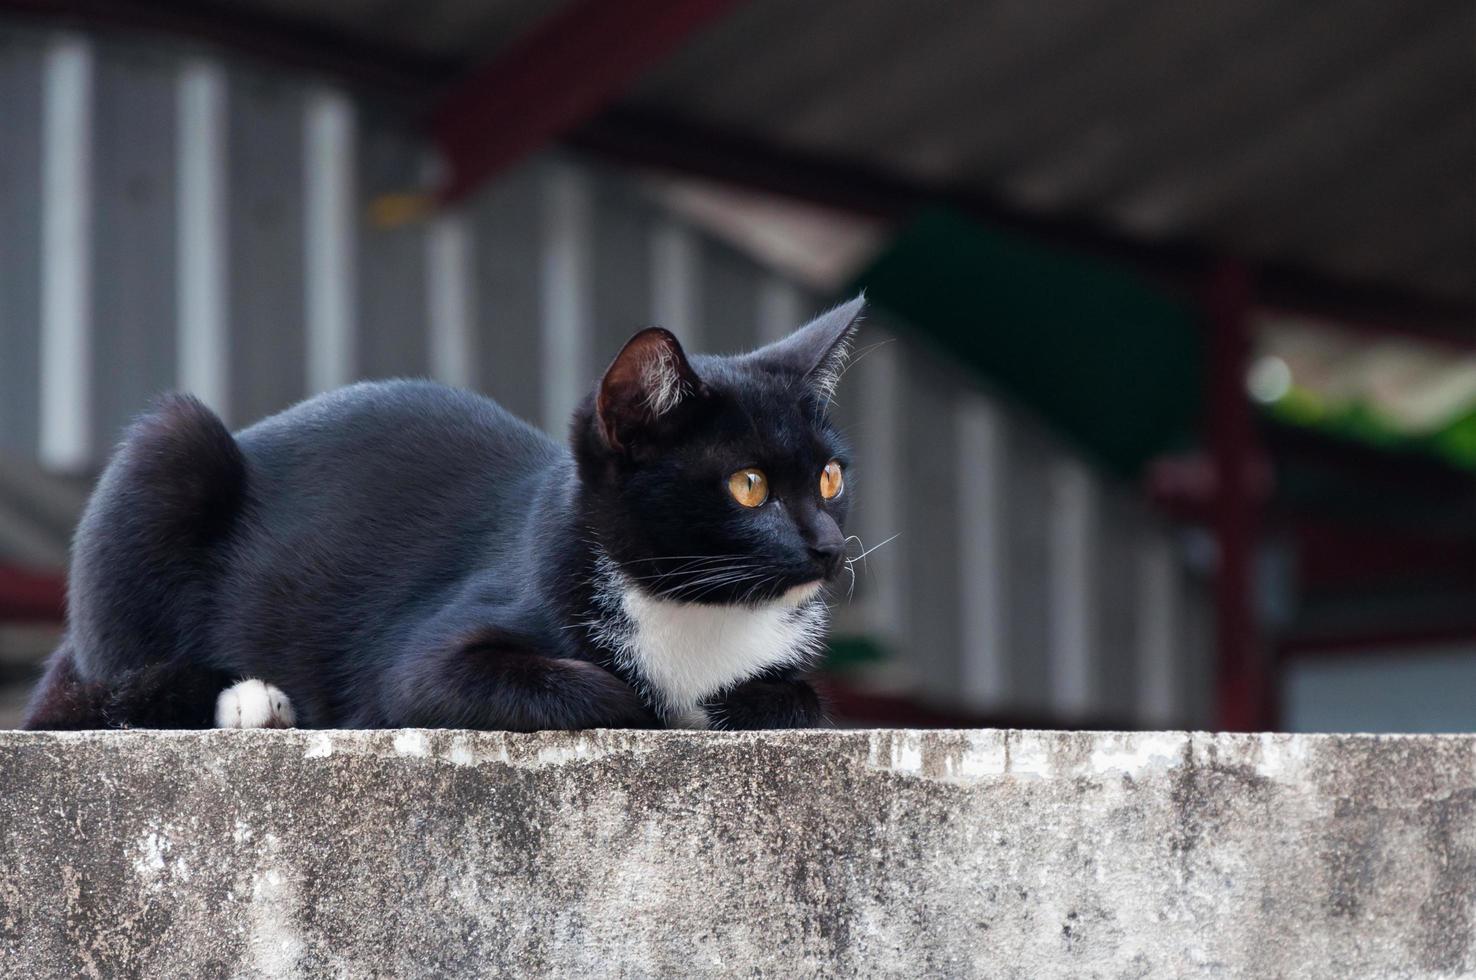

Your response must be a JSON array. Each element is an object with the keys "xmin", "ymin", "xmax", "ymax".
[
  {"xmin": 668, "ymin": 555, "xmax": 755, "ymax": 568},
  {"xmin": 620, "ymin": 553, "xmax": 751, "ymax": 564},
  {"xmin": 664, "ymin": 571, "xmax": 761, "ymax": 594},
  {"xmin": 844, "ymin": 532, "xmax": 900, "ymax": 574},
  {"xmin": 748, "ymin": 576, "xmax": 783, "ymax": 607},
  {"xmin": 654, "ymin": 566, "xmax": 766, "ymax": 594},
  {"xmin": 622, "ymin": 556, "xmax": 759, "ymax": 582},
  {"xmin": 625, "ymin": 563, "xmax": 754, "ymax": 584},
  {"xmin": 667, "ymin": 571, "xmax": 768, "ymax": 603},
  {"xmin": 617, "ymin": 560, "xmax": 734, "ymax": 578},
  {"xmin": 736, "ymin": 577, "xmax": 764, "ymax": 606},
  {"xmin": 660, "ymin": 561, "xmax": 760, "ymax": 582}
]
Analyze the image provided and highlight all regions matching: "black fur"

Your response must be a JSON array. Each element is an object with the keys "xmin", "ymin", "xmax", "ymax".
[
  {"xmin": 23, "ymin": 297, "xmax": 865, "ymax": 731},
  {"xmin": 706, "ymin": 669, "xmax": 830, "ymax": 731}
]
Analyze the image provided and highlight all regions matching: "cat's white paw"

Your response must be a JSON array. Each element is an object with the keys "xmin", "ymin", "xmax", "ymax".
[{"xmin": 215, "ymin": 679, "xmax": 296, "ymax": 729}]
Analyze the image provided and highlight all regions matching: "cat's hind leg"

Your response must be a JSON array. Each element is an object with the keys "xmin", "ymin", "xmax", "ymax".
[
  {"xmin": 22, "ymin": 643, "xmax": 234, "ymax": 730},
  {"xmin": 66, "ymin": 393, "xmax": 245, "ymax": 690},
  {"xmin": 22, "ymin": 394, "xmax": 249, "ymax": 731},
  {"xmin": 214, "ymin": 679, "xmax": 295, "ymax": 729}
]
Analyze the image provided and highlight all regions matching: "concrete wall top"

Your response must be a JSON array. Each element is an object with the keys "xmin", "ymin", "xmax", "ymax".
[{"xmin": 2, "ymin": 728, "xmax": 1472, "ymax": 978}]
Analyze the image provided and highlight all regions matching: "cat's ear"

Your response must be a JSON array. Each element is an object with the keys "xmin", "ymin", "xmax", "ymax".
[
  {"xmin": 750, "ymin": 294, "xmax": 866, "ymax": 400},
  {"xmin": 596, "ymin": 327, "xmax": 704, "ymax": 452}
]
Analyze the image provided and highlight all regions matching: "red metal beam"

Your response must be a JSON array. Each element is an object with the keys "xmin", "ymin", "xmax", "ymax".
[
  {"xmin": 0, "ymin": 564, "xmax": 65, "ymax": 623},
  {"xmin": 1205, "ymin": 261, "xmax": 1270, "ymax": 732},
  {"xmin": 1295, "ymin": 523, "xmax": 1475, "ymax": 593},
  {"xmin": 430, "ymin": 0, "xmax": 746, "ymax": 203},
  {"xmin": 1277, "ymin": 622, "xmax": 1476, "ymax": 659}
]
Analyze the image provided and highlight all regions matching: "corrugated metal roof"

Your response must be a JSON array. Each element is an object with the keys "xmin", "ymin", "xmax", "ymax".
[
  {"xmin": 626, "ymin": 0, "xmax": 1474, "ymax": 304},
  {"xmin": 18, "ymin": 0, "xmax": 1471, "ymax": 305}
]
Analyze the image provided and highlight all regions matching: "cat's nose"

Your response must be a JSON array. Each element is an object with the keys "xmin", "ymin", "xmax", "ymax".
[
  {"xmin": 808, "ymin": 540, "xmax": 845, "ymax": 578},
  {"xmin": 805, "ymin": 512, "xmax": 846, "ymax": 578}
]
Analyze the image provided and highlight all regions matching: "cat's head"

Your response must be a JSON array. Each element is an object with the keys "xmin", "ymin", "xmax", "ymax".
[{"xmin": 573, "ymin": 295, "xmax": 865, "ymax": 606}]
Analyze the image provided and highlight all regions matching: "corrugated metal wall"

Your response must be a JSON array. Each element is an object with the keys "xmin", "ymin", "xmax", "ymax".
[{"xmin": 0, "ymin": 22, "xmax": 1213, "ymax": 727}]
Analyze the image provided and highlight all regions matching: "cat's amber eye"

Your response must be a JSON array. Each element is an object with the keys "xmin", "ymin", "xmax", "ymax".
[
  {"xmin": 819, "ymin": 460, "xmax": 844, "ymax": 500},
  {"xmin": 728, "ymin": 468, "xmax": 769, "ymax": 508}
]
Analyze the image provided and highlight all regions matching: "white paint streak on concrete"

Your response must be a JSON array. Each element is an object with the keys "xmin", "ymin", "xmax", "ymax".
[
  {"xmin": 533, "ymin": 737, "xmax": 596, "ymax": 768},
  {"xmin": 1089, "ymin": 732, "xmax": 1187, "ymax": 778},
  {"xmin": 445, "ymin": 740, "xmax": 476, "ymax": 767},
  {"xmin": 247, "ymin": 859, "xmax": 304, "ymax": 978},
  {"xmin": 1251, "ymin": 732, "xmax": 1311, "ymax": 781},
  {"xmin": 134, "ymin": 829, "xmax": 168, "ymax": 889},
  {"xmin": 392, "ymin": 731, "xmax": 428, "ymax": 757},
  {"xmin": 950, "ymin": 736, "xmax": 1010, "ymax": 779},
  {"xmin": 1004, "ymin": 736, "xmax": 1055, "ymax": 778},
  {"xmin": 889, "ymin": 734, "xmax": 923, "ymax": 774}
]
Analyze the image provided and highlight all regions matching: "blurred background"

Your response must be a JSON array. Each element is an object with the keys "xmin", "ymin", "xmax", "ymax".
[{"xmin": 0, "ymin": 0, "xmax": 1472, "ymax": 731}]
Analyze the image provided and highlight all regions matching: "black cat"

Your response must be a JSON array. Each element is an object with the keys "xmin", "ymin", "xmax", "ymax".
[{"xmin": 23, "ymin": 297, "xmax": 864, "ymax": 732}]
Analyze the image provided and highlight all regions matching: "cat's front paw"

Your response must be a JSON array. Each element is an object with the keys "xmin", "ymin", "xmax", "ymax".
[
  {"xmin": 706, "ymin": 677, "xmax": 827, "ymax": 730},
  {"xmin": 215, "ymin": 679, "xmax": 296, "ymax": 729}
]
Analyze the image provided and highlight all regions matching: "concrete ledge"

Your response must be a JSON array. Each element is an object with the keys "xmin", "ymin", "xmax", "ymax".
[{"xmin": 1, "ymin": 729, "xmax": 1472, "ymax": 978}]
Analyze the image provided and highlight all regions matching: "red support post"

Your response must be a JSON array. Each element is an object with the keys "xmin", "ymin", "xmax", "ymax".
[
  {"xmin": 1205, "ymin": 260, "xmax": 1267, "ymax": 731},
  {"xmin": 0, "ymin": 564, "xmax": 65, "ymax": 623},
  {"xmin": 430, "ymin": 0, "xmax": 747, "ymax": 203}
]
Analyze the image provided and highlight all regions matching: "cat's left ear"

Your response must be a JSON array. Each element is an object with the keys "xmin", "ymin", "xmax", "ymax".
[
  {"xmin": 749, "ymin": 294, "xmax": 866, "ymax": 400},
  {"xmin": 596, "ymin": 327, "xmax": 704, "ymax": 452}
]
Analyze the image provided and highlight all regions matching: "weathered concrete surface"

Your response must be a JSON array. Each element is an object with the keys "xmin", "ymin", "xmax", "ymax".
[{"xmin": 0, "ymin": 730, "xmax": 1472, "ymax": 979}]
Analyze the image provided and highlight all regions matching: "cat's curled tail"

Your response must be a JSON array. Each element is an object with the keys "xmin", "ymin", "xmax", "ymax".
[{"xmin": 23, "ymin": 394, "xmax": 247, "ymax": 729}]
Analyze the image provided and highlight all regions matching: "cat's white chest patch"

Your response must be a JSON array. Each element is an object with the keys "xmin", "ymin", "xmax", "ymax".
[{"xmin": 594, "ymin": 563, "xmax": 826, "ymax": 715}]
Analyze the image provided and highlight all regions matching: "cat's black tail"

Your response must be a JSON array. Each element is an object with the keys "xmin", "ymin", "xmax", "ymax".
[
  {"xmin": 22, "ymin": 640, "xmax": 233, "ymax": 729},
  {"xmin": 23, "ymin": 394, "xmax": 246, "ymax": 729}
]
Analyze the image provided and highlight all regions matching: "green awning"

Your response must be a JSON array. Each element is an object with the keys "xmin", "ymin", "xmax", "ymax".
[{"xmin": 851, "ymin": 209, "xmax": 1203, "ymax": 476}]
